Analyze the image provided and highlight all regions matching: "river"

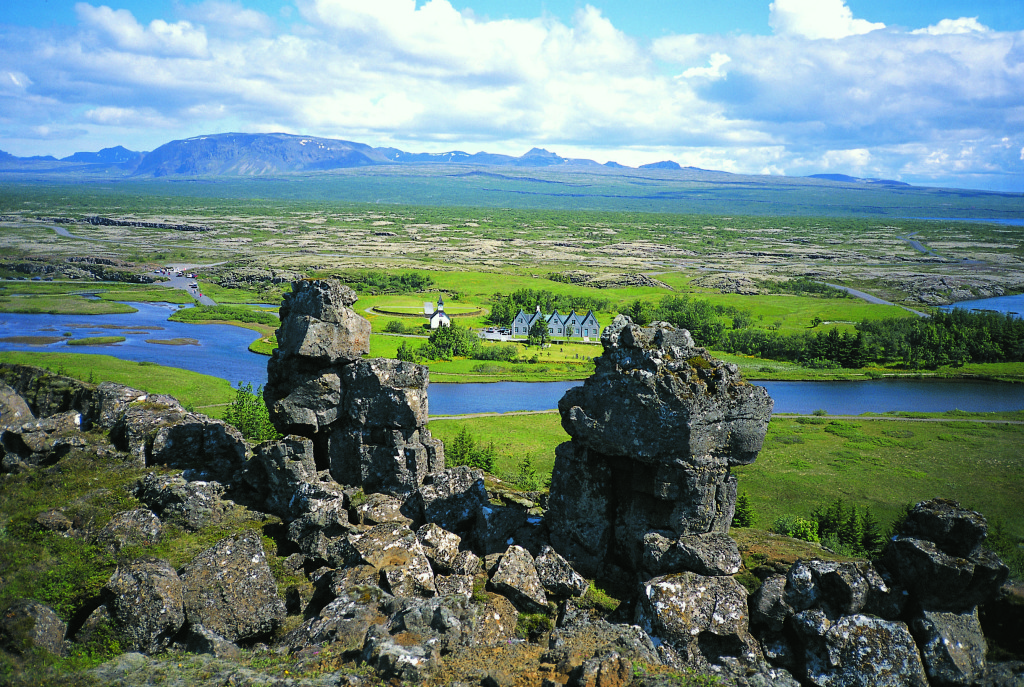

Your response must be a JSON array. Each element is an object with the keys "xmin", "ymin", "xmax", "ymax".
[{"xmin": 3, "ymin": 302, "xmax": 1024, "ymax": 416}]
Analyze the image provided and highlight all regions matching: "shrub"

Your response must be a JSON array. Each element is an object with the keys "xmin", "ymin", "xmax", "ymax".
[
  {"xmin": 384, "ymin": 319, "xmax": 407, "ymax": 333},
  {"xmin": 772, "ymin": 515, "xmax": 820, "ymax": 543},
  {"xmin": 224, "ymin": 382, "xmax": 281, "ymax": 443}
]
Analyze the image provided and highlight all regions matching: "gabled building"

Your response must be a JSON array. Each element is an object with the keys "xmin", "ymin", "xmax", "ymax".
[
  {"xmin": 511, "ymin": 306, "xmax": 601, "ymax": 340},
  {"xmin": 424, "ymin": 295, "xmax": 451, "ymax": 329}
]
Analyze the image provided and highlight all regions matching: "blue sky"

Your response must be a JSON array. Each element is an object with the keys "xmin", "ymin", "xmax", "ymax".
[{"xmin": 2, "ymin": 0, "xmax": 1023, "ymax": 190}]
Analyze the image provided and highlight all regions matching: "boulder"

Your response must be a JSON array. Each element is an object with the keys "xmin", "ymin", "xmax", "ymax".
[
  {"xmin": 240, "ymin": 435, "xmax": 345, "ymax": 519},
  {"xmin": 791, "ymin": 612, "xmax": 928, "ymax": 687},
  {"xmin": 0, "ymin": 381, "xmax": 33, "ymax": 430},
  {"xmin": 273, "ymin": 279, "xmax": 370, "ymax": 365},
  {"xmin": 0, "ymin": 599, "xmax": 66, "ymax": 656},
  {"xmin": 105, "ymin": 558, "xmax": 185, "ymax": 654},
  {"xmin": 643, "ymin": 532, "xmax": 741, "ymax": 577},
  {"xmin": 416, "ymin": 523, "xmax": 462, "ymax": 573},
  {"xmin": 490, "ymin": 545, "xmax": 549, "ymax": 613},
  {"xmin": 557, "ymin": 318, "xmax": 772, "ymax": 464},
  {"xmin": 1, "ymin": 410, "xmax": 83, "ymax": 468},
  {"xmin": 263, "ymin": 368, "xmax": 343, "ymax": 436},
  {"xmin": 883, "ymin": 536, "xmax": 1008, "ymax": 612},
  {"xmin": 328, "ymin": 424, "xmax": 442, "ymax": 496},
  {"xmin": 183, "ymin": 624, "xmax": 242, "ymax": 660},
  {"xmin": 910, "ymin": 607, "xmax": 987, "ymax": 686},
  {"xmin": 361, "ymin": 623, "xmax": 439, "ymax": 683},
  {"xmin": 535, "ymin": 545, "xmax": 587, "ymax": 598},
  {"xmin": 279, "ymin": 586, "xmax": 389, "ymax": 653},
  {"xmin": 110, "ymin": 403, "xmax": 247, "ymax": 480},
  {"xmin": 133, "ymin": 473, "xmax": 232, "ymax": 531},
  {"xmin": 414, "ymin": 466, "xmax": 488, "ymax": 534},
  {"xmin": 545, "ymin": 621, "xmax": 662, "ymax": 676},
  {"xmin": 96, "ymin": 509, "xmax": 163, "ymax": 553},
  {"xmin": 898, "ymin": 498, "xmax": 988, "ymax": 558},
  {"xmin": 353, "ymin": 492, "xmax": 412, "ymax": 527},
  {"xmin": 180, "ymin": 530, "xmax": 286, "ymax": 642},
  {"xmin": 434, "ymin": 574, "xmax": 475, "ymax": 599},
  {"xmin": 635, "ymin": 572, "xmax": 760, "ymax": 667},
  {"xmin": 750, "ymin": 575, "xmax": 793, "ymax": 633}
]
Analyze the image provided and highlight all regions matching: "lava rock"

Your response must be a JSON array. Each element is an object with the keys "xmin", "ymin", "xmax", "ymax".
[
  {"xmin": 105, "ymin": 558, "xmax": 185, "ymax": 655},
  {"xmin": 535, "ymin": 545, "xmax": 588, "ymax": 598},
  {"xmin": 96, "ymin": 509, "xmax": 163, "ymax": 553},
  {"xmin": 0, "ymin": 599, "xmax": 66, "ymax": 656},
  {"xmin": 910, "ymin": 607, "xmax": 987, "ymax": 686},
  {"xmin": 180, "ymin": 530, "xmax": 286, "ymax": 642},
  {"xmin": 490, "ymin": 544, "xmax": 549, "ymax": 613}
]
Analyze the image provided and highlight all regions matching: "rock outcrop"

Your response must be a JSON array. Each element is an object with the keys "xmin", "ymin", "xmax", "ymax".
[
  {"xmin": 747, "ymin": 499, "xmax": 1011, "ymax": 687},
  {"xmin": 264, "ymin": 279, "xmax": 443, "ymax": 495},
  {"xmin": 548, "ymin": 315, "xmax": 773, "ymax": 575}
]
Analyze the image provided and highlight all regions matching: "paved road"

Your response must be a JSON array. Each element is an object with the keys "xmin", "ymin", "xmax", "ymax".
[
  {"xmin": 154, "ymin": 263, "xmax": 222, "ymax": 306},
  {"xmin": 823, "ymin": 282, "xmax": 929, "ymax": 318}
]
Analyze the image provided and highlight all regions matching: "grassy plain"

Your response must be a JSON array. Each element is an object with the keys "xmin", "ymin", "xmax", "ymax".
[
  {"xmin": 0, "ymin": 351, "xmax": 235, "ymax": 412},
  {"xmin": 428, "ymin": 410, "xmax": 1024, "ymax": 541}
]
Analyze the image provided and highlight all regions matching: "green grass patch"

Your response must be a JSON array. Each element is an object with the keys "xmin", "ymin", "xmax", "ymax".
[
  {"xmin": 0, "ymin": 294, "xmax": 137, "ymax": 315},
  {"xmin": 169, "ymin": 304, "xmax": 279, "ymax": 328},
  {"xmin": 66, "ymin": 336, "xmax": 125, "ymax": 346},
  {"xmin": 429, "ymin": 412, "xmax": 568, "ymax": 478},
  {"xmin": 0, "ymin": 351, "xmax": 236, "ymax": 412}
]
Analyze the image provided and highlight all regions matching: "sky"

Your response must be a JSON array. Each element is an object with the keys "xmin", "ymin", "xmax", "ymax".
[{"xmin": 1, "ymin": 0, "xmax": 1023, "ymax": 191}]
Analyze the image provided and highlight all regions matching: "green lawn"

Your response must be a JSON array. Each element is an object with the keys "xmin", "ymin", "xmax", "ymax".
[
  {"xmin": 428, "ymin": 410, "xmax": 1024, "ymax": 542},
  {"xmin": 0, "ymin": 351, "xmax": 236, "ymax": 413}
]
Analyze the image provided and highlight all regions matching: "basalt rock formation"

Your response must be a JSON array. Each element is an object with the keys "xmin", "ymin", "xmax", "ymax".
[
  {"xmin": 548, "ymin": 315, "xmax": 773, "ymax": 577},
  {"xmin": 2, "ymin": 287, "xmax": 1021, "ymax": 687},
  {"xmin": 264, "ymin": 279, "xmax": 443, "ymax": 495}
]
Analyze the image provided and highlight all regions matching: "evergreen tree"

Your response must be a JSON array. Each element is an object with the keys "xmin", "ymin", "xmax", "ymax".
[
  {"xmin": 860, "ymin": 508, "xmax": 887, "ymax": 556},
  {"xmin": 224, "ymin": 382, "xmax": 280, "ymax": 443},
  {"xmin": 732, "ymin": 493, "xmax": 756, "ymax": 528}
]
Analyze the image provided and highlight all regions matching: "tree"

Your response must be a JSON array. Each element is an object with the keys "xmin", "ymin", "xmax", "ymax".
[
  {"xmin": 732, "ymin": 493, "xmax": 756, "ymax": 528},
  {"xmin": 224, "ymin": 382, "xmax": 280, "ymax": 443},
  {"xmin": 627, "ymin": 299, "xmax": 655, "ymax": 326},
  {"xmin": 396, "ymin": 341, "xmax": 417, "ymax": 362},
  {"xmin": 528, "ymin": 320, "xmax": 549, "ymax": 346}
]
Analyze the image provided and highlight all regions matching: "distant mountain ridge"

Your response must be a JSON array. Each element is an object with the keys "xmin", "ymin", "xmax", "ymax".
[{"xmin": 0, "ymin": 131, "xmax": 908, "ymax": 187}]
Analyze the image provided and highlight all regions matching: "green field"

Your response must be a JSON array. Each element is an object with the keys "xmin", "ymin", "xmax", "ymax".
[
  {"xmin": 429, "ymin": 410, "xmax": 1024, "ymax": 544},
  {"xmin": 0, "ymin": 351, "xmax": 236, "ymax": 414}
]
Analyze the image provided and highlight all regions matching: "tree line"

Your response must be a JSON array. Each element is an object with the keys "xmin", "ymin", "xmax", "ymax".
[
  {"xmin": 719, "ymin": 308, "xmax": 1024, "ymax": 369},
  {"xmin": 487, "ymin": 288, "xmax": 613, "ymax": 326},
  {"xmin": 333, "ymin": 270, "xmax": 435, "ymax": 295}
]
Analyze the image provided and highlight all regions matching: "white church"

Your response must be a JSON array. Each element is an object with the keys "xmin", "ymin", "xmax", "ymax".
[{"xmin": 423, "ymin": 296, "xmax": 452, "ymax": 329}]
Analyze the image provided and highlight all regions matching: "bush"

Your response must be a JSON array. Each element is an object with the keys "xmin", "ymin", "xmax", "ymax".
[
  {"xmin": 384, "ymin": 319, "xmax": 407, "ymax": 333},
  {"xmin": 772, "ymin": 515, "xmax": 820, "ymax": 543},
  {"xmin": 224, "ymin": 382, "xmax": 281, "ymax": 443},
  {"xmin": 444, "ymin": 427, "xmax": 496, "ymax": 473}
]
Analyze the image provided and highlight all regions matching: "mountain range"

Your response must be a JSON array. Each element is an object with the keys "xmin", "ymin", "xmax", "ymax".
[{"xmin": 0, "ymin": 131, "xmax": 906, "ymax": 186}]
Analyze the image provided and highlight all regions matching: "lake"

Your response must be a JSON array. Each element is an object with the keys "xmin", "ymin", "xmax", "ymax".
[
  {"xmin": 3, "ymin": 302, "xmax": 1024, "ymax": 416},
  {"xmin": 429, "ymin": 378, "xmax": 1024, "ymax": 416},
  {"xmin": 941, "ymin": 292, "xmax": 1024, "ymax": 317},
  {"xmin": 0, "ymin": 301, "xmax": 269, "ymax": 388}
]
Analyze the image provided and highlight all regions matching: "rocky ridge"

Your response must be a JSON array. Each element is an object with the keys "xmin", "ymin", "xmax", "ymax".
[{"xmin": 0, "ymin": 284, "xmax": 1020, "ymax": 686}]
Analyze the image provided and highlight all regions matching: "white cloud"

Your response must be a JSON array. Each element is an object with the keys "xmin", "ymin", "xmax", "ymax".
[
  {"xmin": 179, "ymin": 1, "xmax": 276, "ymax": 36},
  {"xmin": 679, "ymin": 52, "xmax": 731, "ymax": 80},
  {"xmin": 0, "ymin": 2, "xmax": 1021, "ymax": 189},
  {"xmin": 769, "ymin": 0, "xmax": 885, "ymax": 40},
  {"xmin": 912, "ymin": 17, "xmax": 990, "ymax": 36},
  {"xmin": 74, "ymin": 3, "xmax": 208, "ymax": 57}
]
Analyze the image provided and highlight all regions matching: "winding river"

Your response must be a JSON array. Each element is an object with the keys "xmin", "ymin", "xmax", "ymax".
[{"xmin": 3, "ymin": 300, "xmax": 1024, "ymax": 416}]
